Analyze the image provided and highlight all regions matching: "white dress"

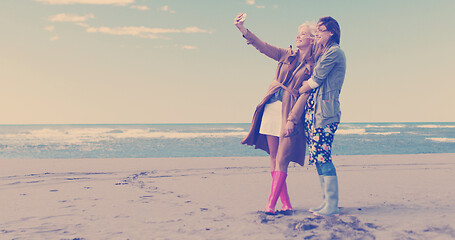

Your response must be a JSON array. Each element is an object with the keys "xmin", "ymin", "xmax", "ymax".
[{"xmin": 259, "ymin": 100, "xmax": 282, "ymax": 137}]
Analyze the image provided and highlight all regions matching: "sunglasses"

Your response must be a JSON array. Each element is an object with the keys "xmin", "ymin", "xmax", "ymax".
[{"xmin": 316, "ymin": 28, "xmax": 329, "ymax": 33}]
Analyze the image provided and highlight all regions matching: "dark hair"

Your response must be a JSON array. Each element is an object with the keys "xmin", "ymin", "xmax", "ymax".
[{"xmin": 318, "ymin": 16, "xmax": 341, "ymax": 45}]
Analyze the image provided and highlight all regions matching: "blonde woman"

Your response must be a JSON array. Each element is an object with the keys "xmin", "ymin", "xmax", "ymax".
[{"xmin": 235, "ymin": 14, "xmax": 315, "ymax": 215}]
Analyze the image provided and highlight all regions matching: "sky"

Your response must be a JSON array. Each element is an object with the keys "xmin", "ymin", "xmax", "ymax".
[{"xmin": 1, "ymin": 0, "xmax": 454, "ymax": 124}]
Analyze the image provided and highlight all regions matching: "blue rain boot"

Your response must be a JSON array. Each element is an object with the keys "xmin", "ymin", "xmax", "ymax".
[
  {"xmin": 309, "ymin": 175, "xmax": 326, "ymax": 213},
  {"xmin": 313, "ymin": 176, "xmax": 339, "ymax": 216}
]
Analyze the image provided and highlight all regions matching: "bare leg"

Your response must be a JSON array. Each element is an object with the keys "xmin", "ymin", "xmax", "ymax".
[
  {"xmin": 266, "ymin": 135, "xmax": 279, "ymax": 172},
  {"xmin": 265, "ymin": 135, "xmax": 280, "ymax": 214},
  {"xmin": 266, "ymin": 136, "xmax": 293, "ymax": 212},
  {"xmin": 274, "ymin": 153, "xmax": 293, "ymax": 211},
  {"xmin": 275, "ymin": 153, "xmax": 291, "ymax": 173}
]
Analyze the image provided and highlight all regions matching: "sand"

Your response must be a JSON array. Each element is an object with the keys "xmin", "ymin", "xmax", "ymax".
[{"xmin": 1, "ymin": 153, "xmax": 454, "ymax": 240}]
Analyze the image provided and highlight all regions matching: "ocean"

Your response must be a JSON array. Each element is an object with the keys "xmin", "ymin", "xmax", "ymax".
[{"xmin": 0, "ymin": 123, "xmax": 454, "ymax": 159}]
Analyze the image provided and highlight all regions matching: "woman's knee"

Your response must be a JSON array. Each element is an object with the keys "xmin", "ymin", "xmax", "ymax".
[
  {"xmin": 270, "ymin": 157, "xmax": 277, "ymax": 171},
  {"xmin": 276, "ymin": 159, "xmax": 290, "ymax": 172},
  {"xmin": 316, "ymin": 161, "xmax": 337, "ymax": 176},
  {"xmin": 267, "ymin": 135, "xmax": 279, "ymax": 159}
]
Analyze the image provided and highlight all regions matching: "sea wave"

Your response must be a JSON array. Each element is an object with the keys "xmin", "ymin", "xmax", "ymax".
[
  {"xmin": 207, "ymin": 127, "xmax": 245, "ymax": 131},
  {"xmin": 336, "ymin": 129, "xmax": 367, "ymax": 135},
  {"xmin": 365, "ymin": 124, "xmax": 406, "ymax": 128},
  {"xmin": 0, "ymin": 128, "xmax": 249, "ymax": 144},
  {"xmin": 416, "ymin": 125, "xmax": 455, "ymax": 128},
  {"xmin": 1, "ymin": 123, "xmax": 454, "ymax": 158},
  {"xmin": 113, "ymin": 131, "xmax": 250, "ymax": 139},
  {"xmin": 426, "ymin": 138, "xmax": 455, "ymax": 143},
  {"xmin": 369, "ymin": 132, "xmax": 401, "ymax": 135},
  {"xmin": 336, "ymin": 129, "xmax": 400, "ymax": 135}
]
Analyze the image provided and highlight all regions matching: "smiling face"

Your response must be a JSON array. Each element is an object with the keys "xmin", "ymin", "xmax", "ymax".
[
  {"xmin": 315, "ymin": 22, "xmax": 333, "ymax": 46},
  {"xmin": 295, "ymin": 25, "xmax": 314, "ymax": 49}
]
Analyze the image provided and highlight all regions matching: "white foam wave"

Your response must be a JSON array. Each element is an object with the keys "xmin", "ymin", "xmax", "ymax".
[
  {"xmin": 224, "ymin": 128, "xmax": 245, "ymax": 131},
  {"xmin": 206, "ymin": 127, "xmax": 245, "ymax": 131},
  {"xmin": 416, "ymin": 125, "xmax": 455, "ymax": 128},
  {"xmin": 426, "ymin": 138, "xmax": 455, "ymax": 143},
  {"xmin": 112, "ymin": 131, "xmax": 249, "ymax": 139},
  {"xmin": 365, "ymin": 124, "xmax": 406, "ymax": 128},
  {"xmin": 369, "ymin": 132, "xmax": 401, "ymax": 135},
  {"xmin": 0, "ymin": 128, "xmax": 113, "ymax": 144},
  {"xmin": 336, "ymin": 129, "xmax": 400, "ymax": 135},
  {"xmin": 0, "ymin": 128, "xmax": 249, "ymax": 144},
  {"xmin": 336, "ymin": 129, "xmax": 366, "ymax": 135}
]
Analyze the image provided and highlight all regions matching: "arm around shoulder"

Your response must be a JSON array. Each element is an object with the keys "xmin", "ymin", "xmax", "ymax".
[
  {"xmin": 312, "ymin": 46, "xmax": 343, "ymax": 85},
  {"xmin": 287, "ymin": 92, "xmax": 310, "ymax": 124}
]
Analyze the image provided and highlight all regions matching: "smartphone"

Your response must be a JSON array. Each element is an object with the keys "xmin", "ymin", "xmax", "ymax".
[{"xmin": 238, "ymin": 13, "xmax": 247, "ymax": 23}]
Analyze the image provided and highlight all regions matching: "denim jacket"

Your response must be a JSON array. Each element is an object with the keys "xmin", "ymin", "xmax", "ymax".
[{"xmin": 310, "ymin": 42, "xmax": 346, "ymax": 128}]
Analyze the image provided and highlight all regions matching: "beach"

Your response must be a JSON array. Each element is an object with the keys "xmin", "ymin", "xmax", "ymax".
[{"xmin": 1, "ymin": 154, "xmax": 454, "ymax": 240}]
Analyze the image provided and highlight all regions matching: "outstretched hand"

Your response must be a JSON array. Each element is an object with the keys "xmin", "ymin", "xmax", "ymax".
[
  {"xmin": 234, "ymin": 13, "xmax": 245, "ymax": 26},
  {"xmin": 234, "ymin": 13, "xmax": 248, "ymax": 35}
]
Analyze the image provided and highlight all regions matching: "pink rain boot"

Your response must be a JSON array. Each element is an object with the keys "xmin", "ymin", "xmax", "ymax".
[
  {"xmin": 280, "ymin": 178, "xmax": 293, "ymax": 212},
  {"xmin": 270, "ymin": 172, "xmax": 293, "ymax": 212},
  {"xmin": 265, "ymin": 171, "xmax": 287, "ymax": 215}
]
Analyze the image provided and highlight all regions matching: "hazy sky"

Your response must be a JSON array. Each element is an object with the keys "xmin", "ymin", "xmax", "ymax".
[{"xmin": 1, "ymin": 0, "xmax": 454, "ymax": 124}]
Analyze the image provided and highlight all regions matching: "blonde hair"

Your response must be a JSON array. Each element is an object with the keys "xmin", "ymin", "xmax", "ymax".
[{"xmin": 298, "ymin": 21, "xmax": 316, "ymax": 39}]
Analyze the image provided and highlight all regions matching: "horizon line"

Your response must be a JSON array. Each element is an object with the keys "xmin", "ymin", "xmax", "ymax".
[{"xmin": 0, "ymin": 121, "xmax": 454, "ymax": 126}]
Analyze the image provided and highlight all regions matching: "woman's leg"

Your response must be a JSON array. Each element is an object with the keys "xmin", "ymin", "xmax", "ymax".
[
  {"xmin": 271, "ymin": 140, "xmax": 293, "ymax": 212},
  {"xmin": 265, "ymin": 135, "xmax": 293, "ymax": 213},
  {"xmin": 311, "ymin": 123, "xmax": 340, "ymax": 216},
  {"xmin": 265, "ymin": 170, "xmax": 287, "ymax": 214},
  {"xmin": 265, "ymin": 135, "xmax": 280, "ymax": 214},
  {"xmin": 275, "ymin": 155, "xmax": 291, "ymax": 173},
  {"xmin": 308, "ymin": 136, "xmax": 328, "ymax": 212},
  {"xmin": 314, "ymin": 161, "xmax": 338, "ymax": 216},
  {"xmin": 317, "ymin": 161, "xmax": 337, "ymax": 176},
  {"xmin": 275, "ymin": 154, "xmax": 293, "ymax": 212},
  {"xmin": 266, "ymin": 135, "xmax": 279, "ymax": 172}
]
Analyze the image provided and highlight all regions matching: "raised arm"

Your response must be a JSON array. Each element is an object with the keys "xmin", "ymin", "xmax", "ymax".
[
  {"xmin": 234, "ymin": 13, "xmax": 287, "ymax": 62},
  {"xmin": 234, "ymin": 13, "xmax": 248, "ymax": 35}
]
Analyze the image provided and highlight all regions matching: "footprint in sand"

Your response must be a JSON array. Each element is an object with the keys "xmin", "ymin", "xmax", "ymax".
[
  {"xmin": 27, "ymin": 180, "xmax": 43, "ymax": 183},
  {"xmin": 290, "ymin": 216, "xmax": 377, "ymax": 240}
]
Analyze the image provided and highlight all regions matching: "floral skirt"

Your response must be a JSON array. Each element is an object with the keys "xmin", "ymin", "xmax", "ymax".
[{"xmin": 304, "ymin": 90, "xmax": 339, "ymax": 165}]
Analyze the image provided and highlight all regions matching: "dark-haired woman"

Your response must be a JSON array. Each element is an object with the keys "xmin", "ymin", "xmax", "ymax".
[
  {"xmin": 298, "ymin": 16, "xmax": 346, "ymax": 216},
  {"xmin": 234, "ymin": 14, "xmax": 315, "ymax": 215}
]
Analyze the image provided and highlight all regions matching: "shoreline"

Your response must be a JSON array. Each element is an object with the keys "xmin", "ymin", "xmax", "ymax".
[
  {"xmin": 1, "ymin": 153, "xmax": 454, "ymax": 175},
  {"xmin": 1, "ymin": 153, "xmax": 454, "ymax": 239},
  {"xmin": 1, "ymin": 121, "xmax": 454, "ymax": 125}
]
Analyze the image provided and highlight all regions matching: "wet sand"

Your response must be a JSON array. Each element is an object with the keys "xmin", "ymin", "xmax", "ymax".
[{"xmin": 1, "ymin": 154, "xmax": 454, "ymax": 239}]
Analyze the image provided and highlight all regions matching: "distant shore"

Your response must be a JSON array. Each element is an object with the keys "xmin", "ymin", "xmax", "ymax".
[{"xmin": 1, "ymin": 154, "xmax": 454, "ymax": 239}]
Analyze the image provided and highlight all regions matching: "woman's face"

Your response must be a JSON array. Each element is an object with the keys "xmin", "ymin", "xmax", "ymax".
[
  {"xmin": 295, "ymin": 26, "xmax": 314, "ymax": 49},
  {"xmin": 315, "ymin": 22, "xmax": 333, "ymax": 46}
]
